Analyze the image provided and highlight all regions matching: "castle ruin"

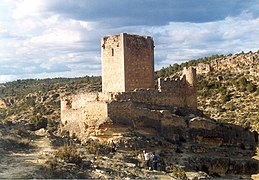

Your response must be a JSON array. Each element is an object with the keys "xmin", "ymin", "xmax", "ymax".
[
  {"xmin": 102, "ymin": 33, "xmax": 155, "ymax": 92},
  {"xmin": 61, "ymin": 33, "xmax": 197, "ymax": 137}
]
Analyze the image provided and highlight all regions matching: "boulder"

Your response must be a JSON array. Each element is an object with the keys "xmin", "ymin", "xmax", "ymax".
[{"xmin": 189, "ymin": 117, "xmax": 217, "ymax": 130}]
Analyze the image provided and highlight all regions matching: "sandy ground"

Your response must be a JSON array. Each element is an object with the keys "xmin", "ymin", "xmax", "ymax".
[
  {"xmin": 0, "ymin": 131, "xmax": 258, "ymax": 179},
  {"xmin": 0, "ymin": 135, "xmax": 54, "ymax": 179}
]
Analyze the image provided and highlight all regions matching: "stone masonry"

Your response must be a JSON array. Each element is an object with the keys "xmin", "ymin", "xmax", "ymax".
[
  {"xmin": 102, "ymin": 33, "xmax": 154, "ymax": 92},
  {"xmin": 61, "ymin": 33, "xmax": 197, "ymax": 137}
]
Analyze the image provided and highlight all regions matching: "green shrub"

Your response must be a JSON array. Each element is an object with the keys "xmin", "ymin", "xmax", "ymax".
[
  {"xmin": 25, "ymin": 96, "xmax": 36, "ymax": 107},
  {"xmin": 0, "ymin": 109, "xmax": 6, "ymax": 120},
  {"xmin": 29, "ymin": 116, "xmax": 48, "ymax": 130},
  {"xmin": 209, "ymin": 100, "xmax": 217, "ymax": 107},
  {"xmin": 225, "ymin": 102, "xmax": 235, "ymax": 111},
  {"xmin": 13, "ymin": 129, "xmax": 23, "ymax": 136},
  {"xmin": 60, "ymin": 130, "xmax": 70, "ymax": 137},
  {"xmin": 219, "ymin": 86, "xmax": 227, "ymax": 95},
  {"xmin": 239, "ymin": 77, "xmax": 248, "ymax": 86},
  {"xmin": 246, "ymin": 83, "xmax": 257, "ymax": 93},
  {"xmin": 221, "ymin": 94, "xmax": 231, "ymax": 103},
  {"xmin": 172, "ymin": 165, "xmax": 188, "ymax": 180},
  {"xmin": 33, "ymin": 105, "xmax": 47, "ymax": 116},
  {"xmin": 47, "ymin": 119, "xmax": 59, "ymax": 132},
  {"xmin": 3, "ymin": 135, "xmax": 32, "ymax": 149},
  {"xmin": 55, "ymin": 146, "xmax": 82, "ymax": 165},
  {"xmin": 85, "ymin": 140, "xmax": 110, "ymax": 156}
]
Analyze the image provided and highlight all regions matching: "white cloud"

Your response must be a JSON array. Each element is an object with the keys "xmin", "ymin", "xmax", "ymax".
[
  {"xmin": 12, "ymin": 0, "xmax": 48, "ymax": 19},
  {"xmin": 0, "ymin": 1, "xmax": 258, "ymax": 83},
  {"xmin": 0, "ymin": 75, "xmax": 18, "ymax": 83},
  {"xmin": 142, "ymin": 12, "xmax": 259, "ymax": 69},
  {"xmin": 30, "ymin": 29, "xmax": 81, "ymax": 44},
  {"xmin": 0, "ymin": 26, "xmax": 7, "ymax": 34}
]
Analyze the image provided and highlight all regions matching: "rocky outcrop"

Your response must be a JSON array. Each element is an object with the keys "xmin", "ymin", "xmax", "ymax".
[
  {"xmin": 0, "ymin": 98, "xmax": 14, "ymax": 108},
  {"xmin": 185, "ymin": 156, "xmax": 258, "ymax": 177},
  {"xmin": 0, "ymin": 99, "xmax": 6, "ymax": 109},
  {"xmin": 196, "ymin": 63, "xmax": 212, "ymax": 74},
  {"xmin": 210, "ymin": 52, "xmax": 258, "ymax": 74},
  {"xmin": 196, "ymin": 51, "xmax": 259, "ymax": 77}
]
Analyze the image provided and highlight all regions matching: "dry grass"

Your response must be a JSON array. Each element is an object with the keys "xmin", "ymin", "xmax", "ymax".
[{"xmin": 0, "ymin": 135, "xmax": 32, "ymax": 149}]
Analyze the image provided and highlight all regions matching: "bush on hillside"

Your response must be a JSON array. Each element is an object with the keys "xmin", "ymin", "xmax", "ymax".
[
  {"xmin": 172, "ymin": 165, "xmax": 188, "ymax": 180},
  {"xmin": 55, "ymin": 146, "xmax": 82, "ymax": 165},
  {"xmin": 221, "ymin": 94, "xmax": 231, "ymax": 103},
  {"xmin": 47, "ymin": 119, "xmax": 59, "ymax": 132},
  {"xmin": 246, "ymin": 83, "xmax": 257, "ymax": 93},
  {"xmin": 29, "ymin": 116, "xmax": 48, "ymax": 130},
  {"xmin": 84, "ymin": 140, "xmax": 110, "ymax": 156}
]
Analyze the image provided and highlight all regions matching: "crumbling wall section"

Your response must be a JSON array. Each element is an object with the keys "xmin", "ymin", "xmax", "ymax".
[
  {"xmin": 61, "ymin": 93, "xmax": 108, "ymax": 136},
  {"xmin": 61, "ymin": 67, "xmax": 197, "ymax": 135}
]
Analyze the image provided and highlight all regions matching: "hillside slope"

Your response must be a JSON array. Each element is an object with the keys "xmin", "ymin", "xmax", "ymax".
[
  {"xmin": 156, "ymin": 50, "xmax": 259, "ymax": 132},
  {"xmin": 1, "ymin": 51, "xmax": 258, "ymax": 133},
  {"xmin": 0, "ymin": 76, "xmax": 101, "ymax": 132},
  {"xmin": 0, "ymin": 50, "xmax": 258, "ymax": 179},
  {"xmin": 196, "ymin": 51, "xmax": 258, "ymax": 132}
]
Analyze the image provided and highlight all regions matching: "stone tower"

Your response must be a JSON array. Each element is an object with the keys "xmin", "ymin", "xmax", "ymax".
[
  {"xmin": 101, "ymin": 33, "xmax": 155, "ymax": 92},
  {"xmin": 182, "ymin": 67, "xmax": 196, "ymax": 87}
]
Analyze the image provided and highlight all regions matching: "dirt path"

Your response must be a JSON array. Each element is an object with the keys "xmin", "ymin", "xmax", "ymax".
[{"xmin": 0, "ymin": 135, "xmax": 54, "ymax": 179}]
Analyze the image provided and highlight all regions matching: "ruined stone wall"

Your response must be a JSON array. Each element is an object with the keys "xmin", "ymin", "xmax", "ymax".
[
  {"xmin": 107, "ymin": 74, "xmax": 197, "ymax": 124},
  {"xmin": 61, "ymin": 88, "xmax": 194, "ymax": 135},
  {"xmin": 112, "ymin": 86, "xmax": 195, "ymax": 109},
  {"xmin": 61, "ymin": 67, "xmax": 197, "ymax": 134},
  {"xmin": 102, "ymin": 34, "xmax": 125, "ymax": 92},
  {"xmin": 61, "ymin": 93, "xmax": 108, "ymax": 135},
  {"xmin": 124, "ymin": 34, "xmax": 154, "ymax": 91}
]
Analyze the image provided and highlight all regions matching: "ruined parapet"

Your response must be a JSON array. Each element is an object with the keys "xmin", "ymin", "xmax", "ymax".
[
  {"xmin": 157, "ymin": 77, "xmax": 186, "ymax": 92},
  {"xmin": 158, "ymin": 66, "xmax": 197, "ymax": 90}
]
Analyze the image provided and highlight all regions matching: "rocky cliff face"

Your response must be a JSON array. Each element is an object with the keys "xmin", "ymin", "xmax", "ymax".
[{"xmin": 197, "ymin": 51, "xmax": 258, "ymax": 77}]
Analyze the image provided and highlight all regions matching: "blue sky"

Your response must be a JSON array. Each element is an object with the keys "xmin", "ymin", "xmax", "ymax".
[{"xmin": 0, "ymin": 0, "xmax": 258, "ymax": 83}]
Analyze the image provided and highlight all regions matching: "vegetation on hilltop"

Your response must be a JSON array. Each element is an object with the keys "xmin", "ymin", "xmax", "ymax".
[
  {"xmin": 0, "ymin": 50, "xmax": 258, "ymax": 133},
  {"xmin": 0, "ymin": 76, "xmax": 101, "ymax": 99},
  {"xmin": 156, "ymin": 50, "xmax": 259, "ymax": 131},
  {"xmin": 0, "ymin": 51, "xmax": 258, "ymax": 179},
  {"xmin": 197, "ymin": 71, "xmax": 258, "ymax": 130},
  {"xmin": 0, "ymin": 76, "xmax": 101, "ymax": 132}
]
